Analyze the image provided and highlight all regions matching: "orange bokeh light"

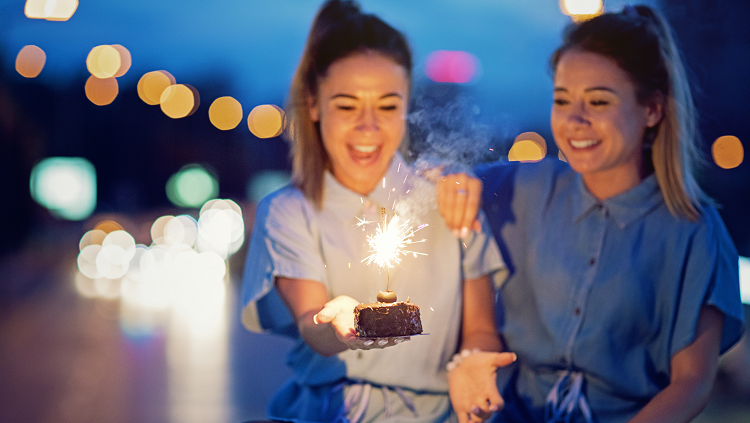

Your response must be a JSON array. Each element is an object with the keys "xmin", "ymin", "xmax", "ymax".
[
  {"xmin": 94, "ymin": 220, "xmax": 125, "ymax": 234},
  {"xmin": 160, "ymin": 84, "xmax": 199, "ymax": 119},
  {"xmin": 559, "ymin": 0, "xmax": 603, "ymax": 22},
  {"xmin": 111, "ymin": 45, "xmax": 132, "ymax": 78},
  {"xmin": 137, "ymin": 70, "xmax": 176, "ymax": 105},
  {"xmin": 209, "ymin": 96, "xmax": 243, "ymax": 131},
  {"xmin": 15, "ymin": 45, "xmax": 46, "ymax": 78},
  {"xmin": 85, "ymin": 75, "xmax": 119, "ymax": 106},
  {"xmin": 712, "ymin": 135, "xmax": 744, "ymax": 169},
  {"xmin": 248, "ymin": 105, "xmax": 286, "ymax": 139},
  {"xmin": 508, "ymin": 132, "xmax": 547, "ymax": 163},
  {"xmin": 86, "ymin": 45, "xmax": 122, "ymax": 79}
]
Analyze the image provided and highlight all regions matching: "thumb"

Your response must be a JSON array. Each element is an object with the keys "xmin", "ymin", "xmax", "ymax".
[
  {"xmin": 492, "ymin": 352, "xmax": 518, "ymax": 368},
  {"xmin": 314, "ymin": 306, "xmax": 336, "ymax": 324}
]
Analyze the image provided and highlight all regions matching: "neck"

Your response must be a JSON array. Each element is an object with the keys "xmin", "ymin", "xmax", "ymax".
[{"xmin": 582, "ymin": 167, "xmax": 649, "ymax": 200}]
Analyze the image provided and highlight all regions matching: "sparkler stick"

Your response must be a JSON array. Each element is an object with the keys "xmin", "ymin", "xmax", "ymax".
[{"xmin": 361, "ymin": 207, "xmax": 428, "ymax": 293}]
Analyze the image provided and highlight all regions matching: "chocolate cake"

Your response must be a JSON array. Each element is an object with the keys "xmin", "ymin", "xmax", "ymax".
[{"xmin": 354, "ymin": 290, "xmax": 422, "ymax": 338}]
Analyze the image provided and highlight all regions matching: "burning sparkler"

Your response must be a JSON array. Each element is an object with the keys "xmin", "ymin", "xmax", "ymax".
[{"xmin": 361, "ymin": 207, "xmax": 428, "ymax": 271}]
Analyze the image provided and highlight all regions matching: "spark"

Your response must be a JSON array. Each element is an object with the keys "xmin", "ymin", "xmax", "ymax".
[
  {"xmin": 356, "ymin": 216, "xmax": 373, "ymax": 227},
  {"xmin": 361, "ymin": 213, "xmax": 428, "ymax": 269}
]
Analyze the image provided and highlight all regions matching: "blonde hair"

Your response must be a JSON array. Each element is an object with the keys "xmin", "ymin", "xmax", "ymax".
[
  {"xmin": 284, "ymin": 0, "xmax": 412, "ymax": 209},
  {"xmin": 551, "ymin": 5, "xmax": 710, "ymax": 220}
]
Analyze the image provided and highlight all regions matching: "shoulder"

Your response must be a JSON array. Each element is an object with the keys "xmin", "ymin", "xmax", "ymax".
[
  {"xmin": 256, "ymin": 184, "xmax": 312, "ymax": 221},
  {"xmin": 475, "ymin": 158, "xmax": 576, "ymax": 204}
]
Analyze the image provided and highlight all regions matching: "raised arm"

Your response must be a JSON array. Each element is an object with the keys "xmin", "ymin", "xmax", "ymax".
[{"xmin": 627, "ymin": 306, "xmax": 724, "ymax": 423}]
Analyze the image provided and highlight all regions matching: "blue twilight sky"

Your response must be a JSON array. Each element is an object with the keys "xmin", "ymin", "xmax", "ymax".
[{"xmin": 0, "ymin": 0, "xmax": 644, "ymax": 134}]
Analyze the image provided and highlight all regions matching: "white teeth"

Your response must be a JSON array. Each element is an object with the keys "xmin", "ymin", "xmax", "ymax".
[
  {"xmin": 570, "ymin": 139, "xmax": 600, "ymax": 149},
  {"xmin": 352, "ymin": 145, "xmax": 378, "ymax": 153}
]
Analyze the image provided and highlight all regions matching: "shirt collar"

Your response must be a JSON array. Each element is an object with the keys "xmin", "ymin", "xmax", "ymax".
[
  {"xmin": 572, "ymin": 173, "xmax": 663, "ymax": 229},
  {"xmin": 323, "ymin": 153, "xmax": 414, "ymax": 220}
]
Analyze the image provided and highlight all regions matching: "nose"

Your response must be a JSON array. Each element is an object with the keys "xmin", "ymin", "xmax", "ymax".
[
  {"xmin": 356, "ymin": 105, "xmax": 379, "ymax": 132},
  {"xmin": 567, "ymin": 102, "xmax": 589, "ymax": 126}
]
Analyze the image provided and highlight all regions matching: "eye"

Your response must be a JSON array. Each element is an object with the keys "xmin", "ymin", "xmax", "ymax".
[
  {"xmin": 590, "ymin": 100, "xmax": 609, "ymax": 106},
  {"xmin": 553, "ymin": 98, "xmax": 569, "ymax": 106},
  {"xmin": 379, "ymin": 105, "xmax": 398, "ymax": 111},
  {"xmin": 336, "ymin": 105, "xmax": 355, "ymax": 111}
]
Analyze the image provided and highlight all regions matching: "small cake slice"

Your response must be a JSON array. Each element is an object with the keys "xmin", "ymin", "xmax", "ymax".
[{"xmin": 354, "ymin": 290, "xmax": 422, "ymax": 338}]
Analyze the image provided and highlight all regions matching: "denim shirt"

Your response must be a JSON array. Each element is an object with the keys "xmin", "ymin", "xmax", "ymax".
[{"xmin": 477, "ymin": 159, "xmax": 744, "ymax": 423}]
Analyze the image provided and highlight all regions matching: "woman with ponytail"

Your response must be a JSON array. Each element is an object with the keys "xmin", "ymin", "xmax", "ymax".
[
  {"xmin": 439, "ymin": 5, "xmax": 744, "ymax": 422},
  {"xmin": 241, "ymin": 1, "xmax": 513, "ymax": 421}
]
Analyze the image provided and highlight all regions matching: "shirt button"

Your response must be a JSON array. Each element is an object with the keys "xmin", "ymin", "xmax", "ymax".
[
  {"xmin": 574, "ymin": 307, "xmax": 581, "ymax": 316},
  {"xmin": 589, "ymin": 257, "xmax": 596, "ymax": 266}
]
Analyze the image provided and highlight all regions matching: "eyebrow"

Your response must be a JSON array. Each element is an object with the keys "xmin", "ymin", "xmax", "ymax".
[
  {"xmin": 329, "ymin": 93, "xmax": 404, "ymax": 100},
  {"xmin": 553, "ymin": 86, "xmax": 617, "ymax": 94}
]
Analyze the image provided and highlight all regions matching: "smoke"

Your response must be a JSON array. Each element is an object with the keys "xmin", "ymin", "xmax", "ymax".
[
  {"xmin": 406, "ymin": 95, "xmax": 505, "ymax": 175},
  {"xmin": 392, "ymin": 94, "xmax": 508, "ymax": 222}
]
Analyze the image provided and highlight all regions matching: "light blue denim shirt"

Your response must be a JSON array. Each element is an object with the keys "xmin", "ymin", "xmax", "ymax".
[{"xmin": 477, "ymin": 159, "xmax": 744, "ymax": 423}]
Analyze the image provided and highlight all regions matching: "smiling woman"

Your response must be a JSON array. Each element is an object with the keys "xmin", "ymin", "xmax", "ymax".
[{"xmin": 238, "ymin": 1, "xmax": 510, "ymax": 422}]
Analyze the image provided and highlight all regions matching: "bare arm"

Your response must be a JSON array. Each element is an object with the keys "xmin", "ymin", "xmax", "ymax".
[
  {"xmin": 450, "ymin": 275, "xmax": 516, "ymax": 423},
  {"xmin": 275, "ymin": 277, "xmax": 409, "ymax": 357},
  {"xmin": 628, "ymin": 306, "xmax": 724, "ymax": 423}
]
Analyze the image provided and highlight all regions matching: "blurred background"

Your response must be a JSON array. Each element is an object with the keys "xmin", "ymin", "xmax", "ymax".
[{"xmin": 0, "ymin": 0, "xmax": 748, "ymax": 422}]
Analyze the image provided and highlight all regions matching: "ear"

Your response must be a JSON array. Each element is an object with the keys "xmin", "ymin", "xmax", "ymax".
[
  {"xmin": 645, "ymin": 95, "xmax": 664, "ymax": 128},
  {"xmin": 308, "ymin": 95, "xmax": 320, "ymax": 122}
]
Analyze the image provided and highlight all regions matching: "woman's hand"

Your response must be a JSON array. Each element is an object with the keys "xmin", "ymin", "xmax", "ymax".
[
  {"xmin": 437, "ymin": 173, "xmax": 482, "ymax": 237},
  {"xmin": 449, "ymin": 351, "xmax": 517, "ymax": 423},
  {"xmin": 314, "ymin": 295, "xmax": 409, "ymax": 350}
]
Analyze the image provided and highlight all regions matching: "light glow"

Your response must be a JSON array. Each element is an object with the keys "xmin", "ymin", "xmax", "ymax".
[
  {"xmin": 740, "ymin": 256, "xmax": 750, "ymax": 305},
  {"xmin": 15, "ymin": 45, "xmax": 46, "ymax": 78},
  {"xmin": 25, "ymin": 0, "xmax": 78, "ymax": 21},
  {"xmin": 362, "ymin": 212, "xmax": 428, "ymax": 270},
  {"xmin": 30, "ymin": 157, "xmax": 96, "ymax": 220}
]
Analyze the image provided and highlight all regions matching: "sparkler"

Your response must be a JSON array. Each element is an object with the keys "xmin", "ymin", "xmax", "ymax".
[{"xmin": 361, "ymin": 207, "xmax": 428, "ymax": 290}]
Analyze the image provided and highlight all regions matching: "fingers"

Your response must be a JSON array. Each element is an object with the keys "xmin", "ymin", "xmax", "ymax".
[
  {"xmin": 350, "ymin": 336, "xmax": 409, "ymax": 350},
  {"xmin": 492, "ymin": 352, "xmax": 518, "ymax": 368},
  {"xmin": 437, "ymin": 173, "xmax": 482, "ymax": 236},
  {"xmin": 461, "ymin": 177, "xmax": 482, "ymax": 234}
]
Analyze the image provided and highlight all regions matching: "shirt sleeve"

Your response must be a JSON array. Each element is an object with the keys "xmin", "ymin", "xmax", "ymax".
[
  {"xmin": 461, "ymin": 209, "xmax": 507, "ymax": 289},
  {"xmin": 239, "ymin": 187, "xmax": 327, "ymax": 336},
  {"xmin": 671, "ymin": 206, "xmax": 745, "ymax": 357}
]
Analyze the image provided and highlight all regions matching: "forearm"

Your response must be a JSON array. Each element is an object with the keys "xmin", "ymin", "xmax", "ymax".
[
  {"xmin": 460, "ymin": 274, "xmax": 503, "ymax": 353},
  {"xmin": 627, "ymin": 377, "xmax": 713, "ymax": 423},
  {"xmin": 297, "ymin": 309, "xmax": 349, "ymax": 357}
]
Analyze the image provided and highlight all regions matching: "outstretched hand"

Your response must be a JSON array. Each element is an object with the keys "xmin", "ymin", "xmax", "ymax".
[
  {"xmin": 314, "ymin": 295, "xmax": 410, "ymax": 350},
  {"xmin": 437, "ymin": 173, "xmax": 482, "ymax": 237},
  {"xmin": 449, "ymin": 351, "xmax": 517, "ymax": 423}
]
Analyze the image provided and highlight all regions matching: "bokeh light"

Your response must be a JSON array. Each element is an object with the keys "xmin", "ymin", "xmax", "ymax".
[
  {"xmin": 560, "ymin": 0, "xmax": 603, "ymax": 21},
  {"xmin": 137, "ymin": 70, "xmax": 176, "ymax": 105},
  {"xmin": 160, "ymin": 84, "xmax": 199, "ymax": 119},
  {"xmin": 425, "ymin": 50, "xmax": 479, "ymax": 84},
  {"xmin": 111, "ymin": 45, "xmax": 132, "ymax": 78},
  {"xmin": 15, "ymin": 45, "xmax": 46, "ymax": 78},
  {"xmin": 508, "ymin": 132, "xmax": 547, "ymax": 163},
  {"xmin": 166, "ymin": 164, "xmax": 219, "ymax": 208},
  {"xmin": 247, "ymin": 170, "xmax": 291, "ymax": 203},
  {"xmin": 86, "ymin": 45, "xmax": 122, "ymax": 79},
  {"xmin": 30, "ymin": 157, "xmax": 96, "ymax": 220},
  {"xmin": 196, "ymin": 199, "xmax": 245, "ymax": 259},
  {"xmin": 740, "ymin": 256, "xmax": 750, "ymax": 305},
  {"xmin": 25, "ymin": 0, "xmax": 78, "ymax": 21},
  {"xmin": 248, "ymin": 104, "xmax": 285, "ymax": 138},
  {"xmin": 209, "ymin": 96, "xmax": 243, "ymax": 131},
  {"xmin": 712, "ymin": 135, "xmax": 744, "ymax": 169},
  {"xmin": 85, "ymin": 75, "xmax": 119, "ymax": 106}
]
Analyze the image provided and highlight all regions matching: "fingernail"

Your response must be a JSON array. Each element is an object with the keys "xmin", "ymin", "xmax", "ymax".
[
  {"xmin": 512, "ymin": 353, "xmax": 518, "ymax": 362},
  {"xmin": 377, "ymin": 339, "xmax": 388, "ymax": 346},
  {"xmin": 313, "ymin": 314, "xmax": 319, "ymax": 324},
  {"xmin": 363, "ymin": 339, "xmax": 374, "ymax": 346},
  {"xmin": 460, "ymin": 227, "xmax": 469, "ymax": 238},
  {"xmin": 490, "ymin": 404, "xmax": 500, "ymax": 412},
  {"xmin": 472, "ymin": 406, "xmax": 482, "ymax": 415}
]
